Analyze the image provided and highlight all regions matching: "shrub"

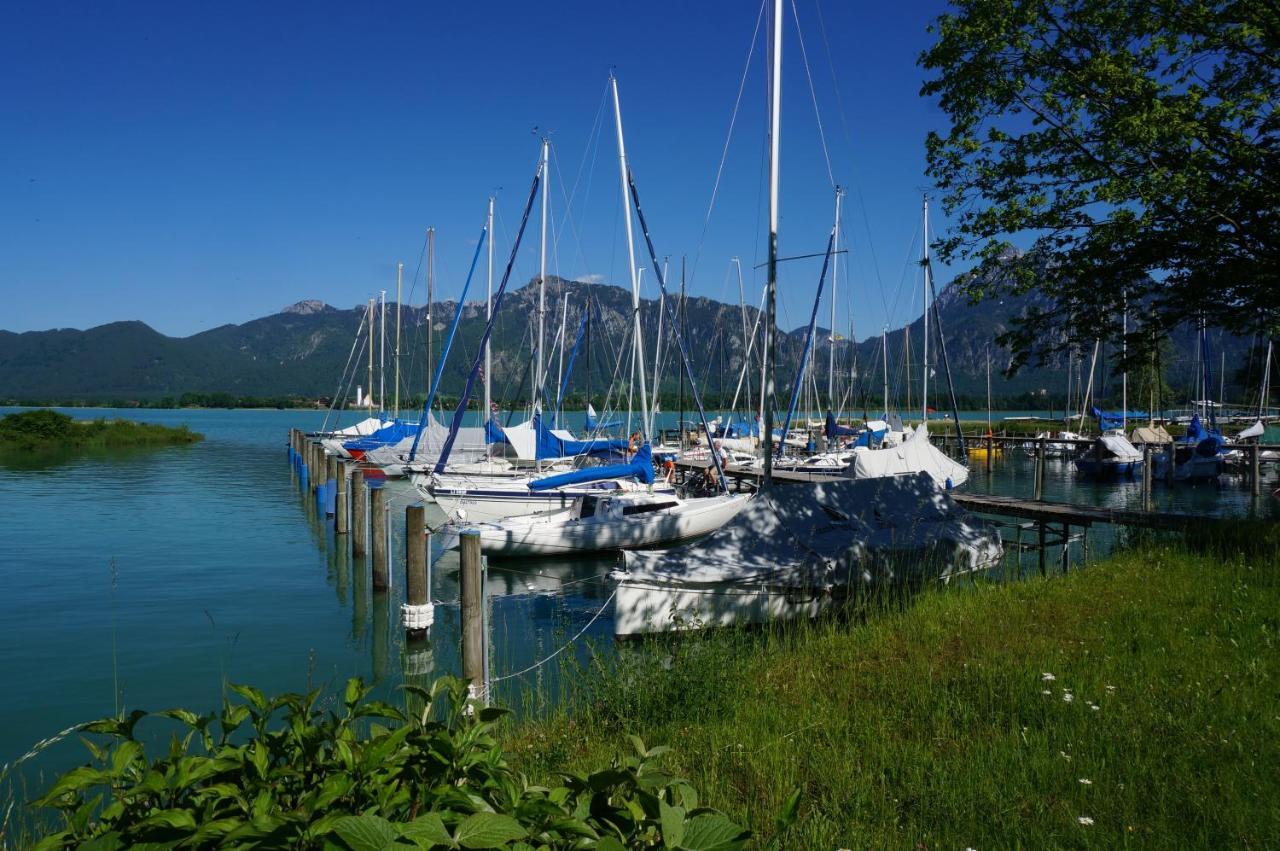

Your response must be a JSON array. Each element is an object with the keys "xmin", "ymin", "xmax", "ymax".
[{"xmin": 29, "ymin": 676, "xmax": 748, "ymax": 850}]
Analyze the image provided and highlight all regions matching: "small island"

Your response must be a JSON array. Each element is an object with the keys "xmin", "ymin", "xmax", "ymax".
[{"xmin": 0, "ymin": 409, "xmax": 203, "ymax": 454}]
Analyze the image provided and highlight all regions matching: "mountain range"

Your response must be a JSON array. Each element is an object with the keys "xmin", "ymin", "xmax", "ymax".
[{"xmin": 0, "ymin": 271, "xmax": 1258, "ymax": 410}]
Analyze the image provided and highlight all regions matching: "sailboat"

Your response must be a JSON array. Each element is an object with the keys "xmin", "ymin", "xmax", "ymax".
[{"xmin": 610, "ymin": 0, "xmax": 999, "ymax": 634}]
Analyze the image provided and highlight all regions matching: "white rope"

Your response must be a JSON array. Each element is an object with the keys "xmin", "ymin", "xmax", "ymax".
[{"xmin": 490, "ymin": 588, "xmax": 617, "ymax": 683}]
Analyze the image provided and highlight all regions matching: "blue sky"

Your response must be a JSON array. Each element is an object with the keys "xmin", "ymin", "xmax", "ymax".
[{"xmin": 0, "ymin": 0, "xmax": 959, "ymax": 339}]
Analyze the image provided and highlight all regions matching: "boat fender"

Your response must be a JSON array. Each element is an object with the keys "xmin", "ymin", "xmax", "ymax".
[
  {"xmin": 402, "ymin": 602, "xmax": 435, "ymax": 631},
  {"xmin": 945, "ymin": 477, "xmax": 953, "ymax": 490}
]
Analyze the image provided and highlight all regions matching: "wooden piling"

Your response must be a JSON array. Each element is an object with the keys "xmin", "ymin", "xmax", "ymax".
[
  {"xmin": 1034, "ymin": 438, "xmax": 1046, "ymax": 501},
  {"xmin": 370, "ymin": 486, "xmax": 388, "ymax": 591},
  {"xmin": 1251, "ymin": 443, "xmax": 1261, "ymax": 497},
  {"xmin": 405, "ymin": 505, "xmax": 429, "ymax": 640},
  {"xmin": 1061, "ymin": 522, "xmax": 1070, "ymax": 573},
  {"xmin": 1165, "ymin": 444, "xmax": 1176, "ymax": 483},
  {"xmin": 1037, "ymin": 520, "xmax": 1047, "ymax": 576},
  {"xmin": 1141, "ymin": 444, "xmax": 1152, "ymax": 510},
  {"xmin": 351, "ymin": 471, "xmax": 367, "ymax": 556},
  {"xmin": 459, "ymin": 529, "xmax": 485, "ymax": 702},
  {"xmin": 325, "ymin": 456, "xmax": 339, "ymax": 517},
  {"xmin": 985, "ymin": 433, "xmax": 992, "ymax": 473},
  {"xmin": 335, "ymin": 463, "xmax": 350, "ymax": 534}
]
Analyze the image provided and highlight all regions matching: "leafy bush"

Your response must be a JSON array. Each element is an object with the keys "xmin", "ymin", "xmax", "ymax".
[
  {"xmin": 29, "ymin": 677, "xmax": 748, "ymax": 850},
  {"xmin": 0, "ymin": 410, "xmax": 74, "ymax": 444}
]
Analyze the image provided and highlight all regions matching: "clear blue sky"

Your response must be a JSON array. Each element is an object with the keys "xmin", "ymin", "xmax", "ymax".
[{"xmin": 1, "ymin": 0, "xmax": 960, "ymax": 339}]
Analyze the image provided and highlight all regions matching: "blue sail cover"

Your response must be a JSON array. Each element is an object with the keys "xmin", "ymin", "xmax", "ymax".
[
  {"xmin": 853, "ymin": 426, "xmax": 887, "ymax": 448},
  {"xmin": 534, "ymin": 412, "xmax": 628, "ymax": 461},
  {"xmin": 585, "ymin": 408, "xmax": 621, "ymax": 431},
  {"xmin": 1182, "ymin": 414, "xmax": 1225, "ymax": 455},
  {"xmin": 528, "ymin": 444, "xmax": 654, "ymax": 491},
  {"xmin": 1091, "ymin": 407, "xmax": 1149, "ymax": 432},
  {"xmin": 485, "ymin": 418, "xmax": 506, "ymax": 445},
  {"xmin": 343, "ymin": 420, "xmax": 420, "ymax": 452},
  {"xmin": 824, "ymin": 411, "xmax": 857, "ymax": 438}
]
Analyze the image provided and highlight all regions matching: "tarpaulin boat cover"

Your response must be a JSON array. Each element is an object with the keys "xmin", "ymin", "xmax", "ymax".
[
  {"xmin": 1237, "ymin": 420, "xmax": 1265, "ymax": 441},
  {"xmin": 327, "ymin": 417, "xmax": 388, "ymax": 437},
  {"xmin": 343, "ymin": 419, "xmax": 421, "ymax": 452},
  {"xmin": 824, "ymin": 411, "xmax": 857, "ymax": 437},
  {"xmin": 1098, "ymin": 432, "xmax": 1143, "ymax": 460},
  {"xmin": 1130, "ymin": 425, "xmax": 1172, "ymax": 444},
  {"xmin": 364, "ymin": 415, "xmax": 488, "ymax": 465},
  {"xmin": 849, "ymin": 421, "xmax": 969, "ymax": 488},
  {"xmin": 618, "ymin": 472, "xmax": 1002, "ymax": 588}
]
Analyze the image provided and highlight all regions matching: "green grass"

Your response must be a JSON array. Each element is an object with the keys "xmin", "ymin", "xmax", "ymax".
[
  {"xmin": 511, "ymin": 535, "xmax": 1280, "ymax": 848},
  {"xmin": 0, "ymin": 410, "xmax": 202, "ymax": 455}
]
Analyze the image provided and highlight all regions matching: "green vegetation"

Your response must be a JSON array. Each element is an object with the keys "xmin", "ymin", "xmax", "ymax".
[
  {"xmin": 921, "ymin": 0, "xmax": 1277, "ymax": 369},
  {"xmin": 514, "ymin": 530, "xmax": 1279, "ymax": 848},
  {"xmin": 0, "ymin": 410, "xmax": 202, "ymax": 454},
  {"xmin": 21, "ymin": 678, "xmax": 748, "ymax": 850}
]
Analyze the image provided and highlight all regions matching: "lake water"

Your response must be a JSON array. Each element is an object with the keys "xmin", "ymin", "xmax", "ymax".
[{"xmin": 1, "ymin": 407, "xmax": 1274, "ymax": 784}]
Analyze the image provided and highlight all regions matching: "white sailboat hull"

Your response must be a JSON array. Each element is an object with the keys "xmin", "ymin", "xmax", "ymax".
[{"xmin": 474, "ymin": 494, "xmax": 749, "ymax": 557}]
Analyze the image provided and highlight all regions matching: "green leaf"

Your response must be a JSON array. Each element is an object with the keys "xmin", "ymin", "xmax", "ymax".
[
  {"xmin": 453, "ymin": 812, "xmax": 526, "ymax": 849},
  {"xmin": 774, "ymin": 787, "xmax": 802, "ymax": 832},
  {"xmin": 34, "ymin": 766, "xmax": 107, "ymax": 807},
  {"xmin": 158, "ymin": 708, "xmax": 202, "ymax": 728},
  {"xmin": 677, "ymin": 814, "xmax": 750, "ymax": 851},
  {"xmin": 228, "ymin": 683, "xmax": 268, "ymax": 712},
  {"xmin": 138, "ymin": 808, "xmax": 198, "ymax": 831},
  {"xmin": 596, "ymin": 838, "xmax": 626, "ymax": 851},
  {"xmin": 332, "ymin": 814, "xmax": 400, "ymax": 851},
  {"xmin": 397, "ymin": 813, "xmax": 455, "ymax": 848},
  {"xmin": 660, "ymin": 799, "xmax": 686, "ymax": 847},
  {"xmin": 477, "ymin": 706, "xmax": 510, "ymax": 723}
]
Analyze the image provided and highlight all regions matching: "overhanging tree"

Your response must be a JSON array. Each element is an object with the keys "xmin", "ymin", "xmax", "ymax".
[{"xmin": 920, "ymin": 0, "xmax": 1278, "ymax": 372}]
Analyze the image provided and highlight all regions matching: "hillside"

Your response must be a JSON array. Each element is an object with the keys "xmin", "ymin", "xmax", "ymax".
[{"xmin": 0, "ymin": 272, "xmax": 1258, "ymax": 409}]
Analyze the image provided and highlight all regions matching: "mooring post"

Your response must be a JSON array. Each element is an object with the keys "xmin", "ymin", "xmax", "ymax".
[
  {"xmin": 403, "ymin": 505, "xmax": 432, "ymax": 639},
  {"xmin": 335, "ymin": 463, "xmax": 350, "ymax": 534},
  {"xmin": 351, "ymin": 471, "xmax": 367, "ymax": 556},
  {"xmin": 1034, "ymin": 437, "xmax": 1046, "ymax": 501},
  {"xmin": 459, "ymin": 529, "xmax": 485, "ymax": 704},
  {"xmin": 324, "ymin": 456, "xmax": 338, "ymax": 517},
  {"xmin": 1061, "ymin": 522, "xmax": 1070, "ymax": 573},
  {"xmin": 370, "ymin": 485, "xmax": 388, "ymax": 591},
  {"xmin": 1251, "ymin": 443, "xmax": 1261, "ymax": 497},
  {"xmin": 1141, "ymin": 443, "xmax": 1152, "ymax": 510},
  {"xmin": 985, "ymin": 433, "xmax": 993, "ymax": 473},
  {"xmin": 1166, "ymin": 443, "xmax": 1176, "ymax": 484}
]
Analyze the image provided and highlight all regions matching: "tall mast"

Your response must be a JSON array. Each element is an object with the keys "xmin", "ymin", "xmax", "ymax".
[
  {"xmin": 1261, "ymin": 338, "xmax": 1273, "ymax": 418},
  {"xmin": 484, "ymin": 197, "xmax": 494, "ymax": 423},
  {"xmin": 394, "ymin": 262, "xmax": 403, "ymax": 417},
  {"xmin": 762, "ymin": 0, "xmax": 783, "ymax": 484},
  {"xmin": 426, "ymin": 227, "xmax": 435, "ymax": 408},
  {"xmin": 557, "ymin": 295, "xmax": 569, "ymax": 421},
  {"xmin": 828, "ymin": 186, "xmax": 843, "ymax": 411},
  {"xmin": 680, "ymin": 258, "xmax": 687, "ymax": 441},
  {"xmin": 379, "ymin": 289, "xmax": 387, "ymax": 417},
  {"xmin": 881, "ymin": 329, "xmax": 888, "ymax": 417},
  {"xmin": 986, "ymin": 345, "xmax": 992, "ymax": 434},
  {"xmin": 650, "ymin": 290, "xmax": 664, "ymax": 437},
  {"xmin": 1121, "ymin": 289, "xmax": 1127, "ymax": 430},
  {"xmin": 610, "ymin": 74, "xmax": 650, "ymax": 440},
  {"xmin": 733, "ymin": 257, "xmax": 751, "ymax": 417},
  {"xmin": 536, "ymin": 139, "xmax": 549, "ymax": 416},
  {"xmin": 366, "ymin": 298, "xmax": 375, "ymax": 414},
  {"xmin": 921, "ymin": 195, "xmax": 929, "ymax": 424}
]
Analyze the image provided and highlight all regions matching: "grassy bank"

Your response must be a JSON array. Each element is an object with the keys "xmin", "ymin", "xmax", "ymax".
[
  {"xmin": 0, "ymin": 410, "xmax": 202, "ymax": 454},
  {"xmin": 513, "ymin": 532, "xmax": 1279, "ymax": 848}
]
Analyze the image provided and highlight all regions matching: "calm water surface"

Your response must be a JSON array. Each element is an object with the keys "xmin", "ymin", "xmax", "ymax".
[{"xmin": 0, "ymin": 407, "xmax": 1273, "ymax": 780}]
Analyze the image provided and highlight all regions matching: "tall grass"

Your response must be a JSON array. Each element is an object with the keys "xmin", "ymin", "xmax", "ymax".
[
  {"xmin": 0, "ymin": 410, "xmax": 201, "ymax": 455},
  {"xmin": 511, "ymin": 533, "xmax": 1280, "ymax": 848}
]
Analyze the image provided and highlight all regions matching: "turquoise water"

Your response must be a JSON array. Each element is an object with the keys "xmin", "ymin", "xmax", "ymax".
[{"xmin": 0, "ymin": 407, "xmax": 1273, "ymax": 785}]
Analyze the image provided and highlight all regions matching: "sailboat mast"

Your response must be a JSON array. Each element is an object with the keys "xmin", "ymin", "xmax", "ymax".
[
  {"xmin": 762, "ymin": 0, "xmax": 782, "ymax": 484},
  {"xmin": 680, "ymin": 258, "xmax": 687, "ymax": 444},
  {"xmin": 557, "ymin": 296, "xmax": 569, "ymax": 421},
  {"xmin": 1261, "ymin": 339, "xmax": 1273, "ymax": 418},
  {"xmin": 366, "ymin": 298, "xmax": 375, "ymax": 414},
  {"xmin": 650, "ymin": 290, "xmax": 664, "ymax": 437},
  {"xmin": 881, "ymin": 329, "xmax": 888, "ymax": 417},
  {"xmin": 484, "ymin": 197, "xmax": 494, "ymax": 423},
  {"xmin": 536, "ymin": 139, "xmax": 549, "ymax": 416},
  {"xmin": 986, "ymin": 346, "xmax": 992, "ymax": 434},
  {"xmin": 394, "ymin": 262, "xmax": 403, "ymax": 418},
  {"xmin": 426, "ymin": 227, "xmax": 435, "ymax": 409},
  {"xmin": 379, "ymin": 289, "xmax": 387, "ymax": 416},
  {"xmin": 921, "ymin": 195, "xmax": 929, "ymax": 424},
  {"xmin": 828, "ymin": 186, "xmax": 843, "ymax": 411},
  {"xmin": 1121, "ymin": 290, "xmax": 1127, "ymax": 430},
  {"xmin": 733, "ymin": 257, "xmax": 751, "ymax": 417},
  {"xmin": 610, "ymin": 73, "xmax": 651, "ymax": 440}
]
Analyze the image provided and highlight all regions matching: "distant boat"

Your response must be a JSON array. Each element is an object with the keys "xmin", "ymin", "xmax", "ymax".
[
  {"xmin": 1074, "ymin": 430, "xmax": 1143, "ymax": 479},
  {"xmin": 1150, "ymin": 414, "xmax": 1225, "ymax": 482}
]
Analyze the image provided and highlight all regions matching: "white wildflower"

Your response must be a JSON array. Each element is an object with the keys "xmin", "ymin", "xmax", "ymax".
[
  {"xmin": 1060, "ymin": 751, "xmax": 1072, "ymax": 761},
  {"xmin": 1042, "ymin": 689, "xmax": 1052, "ymax": 695},
  {"xmin": 1078, "ymin": 778, "xmax": 1092, "ymax": 785},
  {"xmin": 1063, "ymin": 692, "xmax": 1074, "ymax": 703},
  {"xmin": 1042, "ymin": 673, "xmax": 1056, "ymax": 681},
  {"xmin": 1090, "ymin": 703, "xmax": 1101, "ymax": 711},
  {"xmin": 1105, "ymin": 684, "xmax": 1116, "ymax": 693},
  {"xmin": 1078, "ymin": 816, "xmax": 1094, "ymax": 826}
]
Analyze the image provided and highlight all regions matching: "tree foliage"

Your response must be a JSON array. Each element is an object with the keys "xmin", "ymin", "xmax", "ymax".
[{"xmin": 920, "ymin": 0, "xmax": 1278, "ymax": 371}]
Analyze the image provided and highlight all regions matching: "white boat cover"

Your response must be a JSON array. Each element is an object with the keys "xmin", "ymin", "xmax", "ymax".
[
  {"xmin": 327, "ymin": 417, "xmax": 388, "ymax": 437},
  {"xmin": 1237, "ymin": 420, "xmax": 1266, "ymax": 440},
  {"xmin": 1130, "ymin": 425, "xmax": 1172, "ymax": 444},
  {"xmin": 849, "ymin": 421, "xmax": 969, "ymax": 488},
  {"xmin": 363, "ymin": 415, "xmax": 488, "ymax": 466},
  {"xmin": 1099, "ymin": 432, "xmax": 1142, "ymax": 460},
  {"xmin": 614, "ymin": 473, "xmax": 1003, "ymax": 632}
]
